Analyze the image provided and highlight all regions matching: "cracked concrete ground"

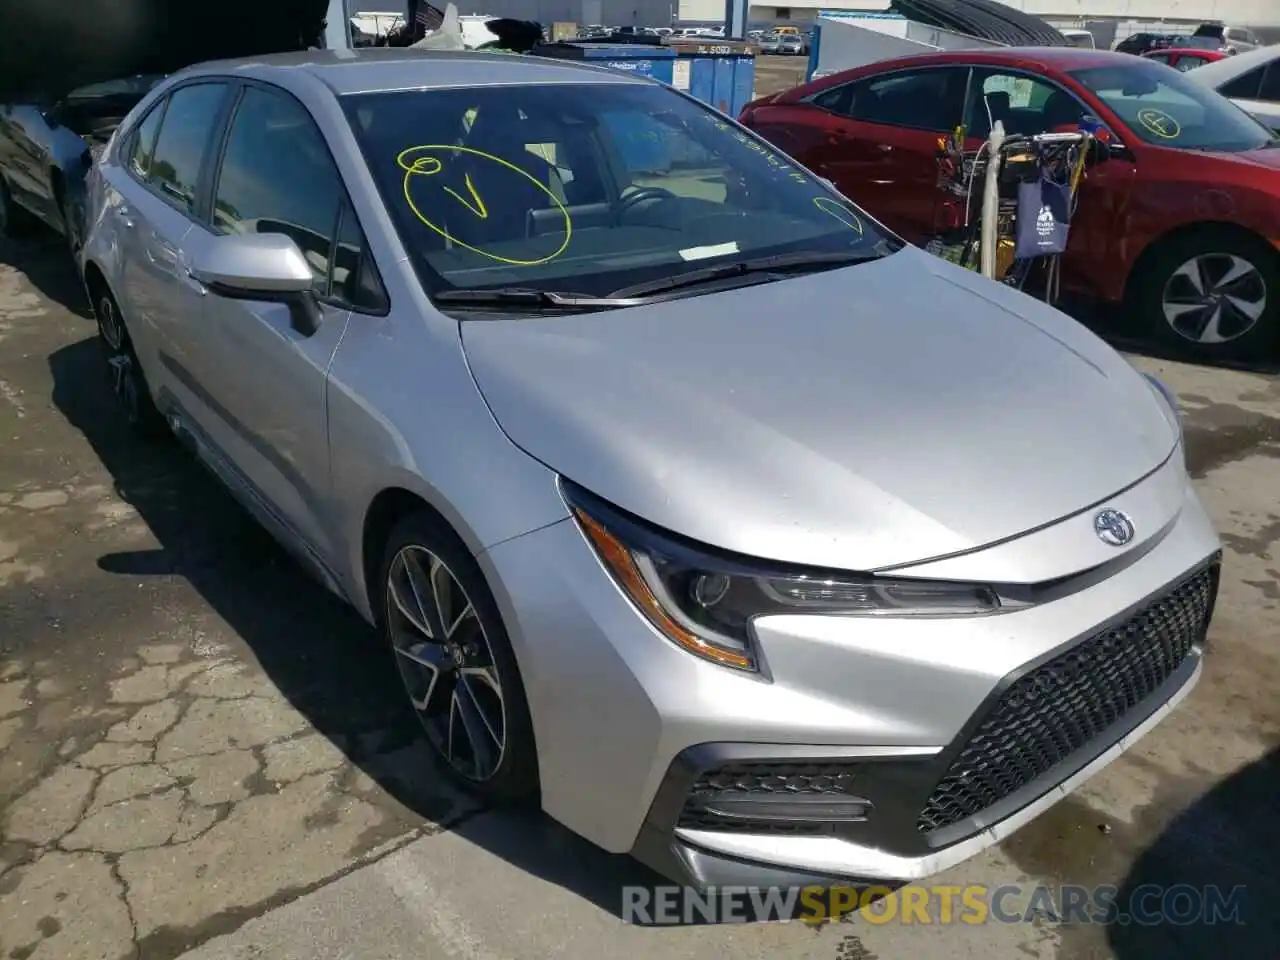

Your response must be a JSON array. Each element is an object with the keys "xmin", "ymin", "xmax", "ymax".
[{"xmin": 1, "ymin": 234, "xmax": 1277, "ymax": 960}]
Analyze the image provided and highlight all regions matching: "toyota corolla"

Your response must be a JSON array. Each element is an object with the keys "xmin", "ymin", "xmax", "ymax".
[{"xmin": 79, "ymin": 48, "xmax": 1220, "ymax": 889}]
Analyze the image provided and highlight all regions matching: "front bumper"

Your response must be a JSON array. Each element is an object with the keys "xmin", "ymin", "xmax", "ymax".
[{"xmin": 479, "ymin": 462, "xmax": 1221, "ymax": 886}]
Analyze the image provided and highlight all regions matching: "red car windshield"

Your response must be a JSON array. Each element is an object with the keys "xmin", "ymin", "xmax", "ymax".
[{"xmin": 1070, "ymin": 60, "xmax": 1275, "ymax": 152}]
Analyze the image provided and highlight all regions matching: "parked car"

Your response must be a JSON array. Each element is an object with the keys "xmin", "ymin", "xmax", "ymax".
[
  {"xmin": 1192, "ymin": 22, "xmax": 1262, "ymax": 55},
  {"xmin": 1114, "ymin": 32, "xmax": 1175, "ymax": 56},
  {"xmin": 759, "ymin": 32, "xmax": 783, "ymax": 54},
  {"xmin": 778, "ymin": 35, "xmax": 806, "ymax": 56},
  {"xmin": 1060, "ymin": 28, "xmax": 1096, "ymax": 49},
  {"xmin": 0, "ymin": 75, "xmax": 163, "ymax": 250},
  {"xmin": 741, "ymin": 47, "xmax": 1280, "ymax": 362},
  {"xmin": 81, "ymin": 47, "xmax": 1219, "ymax": 890},
  {"xmin": 1142, "ymin": 47, "xmax": 1228, "ymax": 72},
  {"xmin": 1190, "ymin": 45, "xmax": 1280, "ymax": 133},
  {"xmin": 0, "ymin": 0, "xmax": 348, "ymax": 248}
]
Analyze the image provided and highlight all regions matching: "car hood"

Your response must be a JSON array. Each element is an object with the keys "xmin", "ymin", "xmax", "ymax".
[
  {"xmin": 462, "ymin": 248, "xmax": 1178, "ymax": 572},
  {"xmin": 0, "ymin": 0, "xmax": 329, "ymax": 101}
]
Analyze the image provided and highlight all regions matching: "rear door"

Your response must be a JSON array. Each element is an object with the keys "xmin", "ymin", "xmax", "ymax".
[
  {"xmin": 110, "ymin": 82, "xmax": 233, "ymax": 405},
  {"xmin": 797, "ymin": 67, "xmax": 968, "ymax": 242}
]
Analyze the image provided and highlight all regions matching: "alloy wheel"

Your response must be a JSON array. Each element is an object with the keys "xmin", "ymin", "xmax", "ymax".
[
  {"xmin": 97, "ymin": 294, "xmax": 125, "ymax": 350},
  {"xmin": 1161, "ymin": 252, "xmax": 1267, "ymax": 345},
  {"xmin": 386, "ymin": 545, "xmax": 507, "ymax": 782}
]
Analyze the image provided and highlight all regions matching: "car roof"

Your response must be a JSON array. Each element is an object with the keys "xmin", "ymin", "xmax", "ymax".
[
  {"xmin": 1191, "ymin": 44, "xmax": 1280, "ymax": 86},
  {"xmin": 806, "ymin": 46, "xmax": 1138, "ymax": 87},
  {"xmin": 182, "ymin": 47, "xmax": 644, "ymax": 96}
]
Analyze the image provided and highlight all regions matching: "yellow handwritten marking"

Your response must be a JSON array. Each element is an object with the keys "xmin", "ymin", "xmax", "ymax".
[
  {"xmin": 1136, "ymin": 108, "xmax": 1180, "ymax": 140},
  {"xmin": 813, "ymin": 196, "xmax": 863, "ymax": 234},
  {"xmin": 396, "ymin": 145, "xmax": 572, "ymax": 266},
  {"xmin": 444, "ymin": 173, "xmax": 489, "ymax": 219}
]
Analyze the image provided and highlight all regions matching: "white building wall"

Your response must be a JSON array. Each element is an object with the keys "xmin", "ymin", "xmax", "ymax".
[{"xmin": 678, "ymin": 0, "xmax": 1280, "ymax": 26}]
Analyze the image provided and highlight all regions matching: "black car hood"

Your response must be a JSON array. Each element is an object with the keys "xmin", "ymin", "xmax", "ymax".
[{"xmin": 0, "ymin": 0, "xmax": 330, "ymax": 101}]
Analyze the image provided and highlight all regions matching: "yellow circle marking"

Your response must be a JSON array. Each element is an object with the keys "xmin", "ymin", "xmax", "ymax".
[
  {"xmin": 1136, "ymin": 108, "xmax": 1180, "ymax": 140},
  {"xmin": 813, "ymin": 196, "xmax": 863, "ymax": 234},
  {"xmin": 396, "ymin": 144, "xmax": 572, "ymax": 266}
]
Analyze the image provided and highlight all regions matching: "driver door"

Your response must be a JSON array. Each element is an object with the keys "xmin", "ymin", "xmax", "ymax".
[
  {"xmin": 178, "ymin": 83, "xmax": 357, "ymax": 566},
  {"xmin": 962, "ymin": 68, "xmax": 1137, "ymax": 297}
]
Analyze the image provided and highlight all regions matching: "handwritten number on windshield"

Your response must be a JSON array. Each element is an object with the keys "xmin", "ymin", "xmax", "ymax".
[
  {"xmin": 445, "ymin": 173, "xmax": 489, "ymax": 219},
  {"xmin": 813, "ymin": 196, "xmax": 863, "ymax": 234},
  {"xmin": 395, "ymin": 145, "xmax": 572, "ymax": 266}
]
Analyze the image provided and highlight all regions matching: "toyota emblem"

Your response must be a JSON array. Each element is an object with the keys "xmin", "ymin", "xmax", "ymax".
[{"xmin": 1093, "ymin": 509, "xmax": 1135, "ymax": 547}]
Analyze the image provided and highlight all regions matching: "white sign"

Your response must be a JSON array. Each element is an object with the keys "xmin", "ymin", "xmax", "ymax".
[{"xmin": 673, "ymin": 60, "xmax": 691, "ymax": 91}]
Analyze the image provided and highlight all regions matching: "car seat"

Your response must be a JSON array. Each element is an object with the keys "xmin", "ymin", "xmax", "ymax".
[
  {"xmin": 1041, "ymin": 90, "xmax": 1083, "ymax": 131},
  {"xmin": 457, "ymin": 106, "xmax": 563, "ymax": 247}
]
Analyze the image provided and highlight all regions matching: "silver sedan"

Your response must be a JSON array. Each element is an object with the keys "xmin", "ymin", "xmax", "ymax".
[{"xmin": 80, "ymin": 48, "xmax": 1221, "ymax": 889}]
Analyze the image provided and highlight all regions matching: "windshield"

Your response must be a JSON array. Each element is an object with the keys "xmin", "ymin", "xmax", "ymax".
[
  {"xmin": 1069, "ymin": 61, "xmax": 1274, "ymax": 152},
  {"xmin": 342, "ymin": 82, "xmax": 896, "ymax": 299}
]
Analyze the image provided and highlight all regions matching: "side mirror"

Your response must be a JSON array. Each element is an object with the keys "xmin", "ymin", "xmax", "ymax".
[{"xmin": 189, "ymin": 233, "xmax": 322, "ymax": 335}]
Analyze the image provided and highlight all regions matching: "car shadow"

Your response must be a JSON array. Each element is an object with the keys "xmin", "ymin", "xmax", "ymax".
[
  {"xmin": 46, "ymin": 333, "xmax": 668, "ymax": 921},
  {"xmin": 1105, "ymin": 747, "xmax": 1280, "ymax": 959},
  {"xmin": 0, "ymin": 230, "xmax": 91, "ymax": 317}
]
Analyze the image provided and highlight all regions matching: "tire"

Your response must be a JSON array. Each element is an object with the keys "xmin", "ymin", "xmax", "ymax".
[
  {"xmin": 0, "ymin": 175, "xmax": 36, "ymax": 239},
  {"xmin": 1131, "ymin": 227, "xmax": 1280, "ymax": 363},
  {"xmin": 377, "ymin": 510, "xmax": 539, "ymax": 804},
  {"xmin": 93, "ymin": 286, "xmax": 167, "ymax": 438}
]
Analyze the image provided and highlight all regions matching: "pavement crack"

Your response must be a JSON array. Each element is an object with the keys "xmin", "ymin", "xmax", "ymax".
[{"xmin": 108, "ymin": 855, "xmax": 142, "ymax": 960}]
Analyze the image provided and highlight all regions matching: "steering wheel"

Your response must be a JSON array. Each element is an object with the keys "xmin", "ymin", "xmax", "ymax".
[{"xmin": 618, "ymin": 186, "xmax": 678, "ymax": 213}]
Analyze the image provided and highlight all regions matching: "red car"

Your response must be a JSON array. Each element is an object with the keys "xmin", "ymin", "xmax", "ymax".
[
  {"xmin": 1142, "ymin": 47, "xmax": 1229, "ymax": 71},
  {"xmin": 741, "ymin": 47, "xmax": 1280, "ymax": 361}
]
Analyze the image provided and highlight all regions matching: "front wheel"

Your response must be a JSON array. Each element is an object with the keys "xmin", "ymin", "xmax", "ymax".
[
  {"xmin": 1132, "ymin": 228, "xmax": 1279, "ymax": 363},
  {"xmin": 378, "ymin": 511, "xmax": 539, "ymax": 803}
]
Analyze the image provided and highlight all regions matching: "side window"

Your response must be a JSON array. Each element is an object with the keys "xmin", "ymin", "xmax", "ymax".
[
  {"xmin": 846, "ymin": 68, "xmax": 967, "ymax": 132},
  {"xmin": 147, "ymin": 83, "xmax": 228, "ymax": 215},
  {"xmin": 1220, "ymin": 67, "xmax": 1264, "ymax": 100},
  {"xmin": 1146, "ymin": 53, "xmax": 1170, "ymax": 65},
  {"xmin": 966, "ymin": 71, "xmax": 1083, "ymax": 139},
  {"xmin": 211, "ymin": 85, "xmax": 343, "ymax": 294},
  {"xmin": 1258, "ymin": 65, "xmax": 1280, "ymax": 103},
  {"xmin": 1177, "ymin": 56, "xmax": 1207, "ymax": 72},
  {"xmin": 331, "ymin": 203, "xmax": 388, "ymax": 312},
  {"xmin": 126, "ymin": 101, "xmax": 165, "ymax": 181},
  {"xmin": 811, "ymin": 83, "xmax": 854, "ymax": 115}
]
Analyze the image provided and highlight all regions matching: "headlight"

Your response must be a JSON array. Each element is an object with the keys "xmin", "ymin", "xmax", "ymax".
[{"xmin": 564, "ymin": 482, "xmax": 1000, "ymax": 673}]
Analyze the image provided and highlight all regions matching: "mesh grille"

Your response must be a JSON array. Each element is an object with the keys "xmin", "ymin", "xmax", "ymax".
[
  {"xmin": 921, "ymin": 570, "xmax": 1208, "ymax": 834},
  {"xmin": 677, "ymin": 762, "xmax": 862, "ymax": 834},
  {"xmin": 917, "ymin": 566, "xmax": 1215, "ymax": 834}
]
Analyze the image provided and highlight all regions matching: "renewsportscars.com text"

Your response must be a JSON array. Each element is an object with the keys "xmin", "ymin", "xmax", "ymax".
[{"xmin": 622, "ymin": 883, "xmax": 1249, "ymax": 926}]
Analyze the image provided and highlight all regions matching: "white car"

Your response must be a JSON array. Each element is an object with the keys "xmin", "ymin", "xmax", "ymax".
[{"xmin": 1190, "ymin": 45, "xmax": 1280, "ymax": 132}]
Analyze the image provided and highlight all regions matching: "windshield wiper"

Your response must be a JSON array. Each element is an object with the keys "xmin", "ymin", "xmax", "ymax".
[
  {"xmin": 432, "ymin": 288, "xmax": 642, "ymax": 311},
  {"xmin": 607, "ymin": 249, "xmax": 887, "ymax": 299}
]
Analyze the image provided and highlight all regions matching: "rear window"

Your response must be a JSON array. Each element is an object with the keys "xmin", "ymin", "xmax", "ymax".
[{"xmin": 342, "ymin": 82, "xmax": 897, "ymax": 298}]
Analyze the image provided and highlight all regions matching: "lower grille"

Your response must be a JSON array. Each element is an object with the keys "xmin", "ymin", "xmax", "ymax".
[
  {"xmin": 678, "ymin": 761, "xmax": 866, "ymax": 835},
  {"xmin": 917, "ymin": 564, "xmax": 1216, "ymax": 834}
]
